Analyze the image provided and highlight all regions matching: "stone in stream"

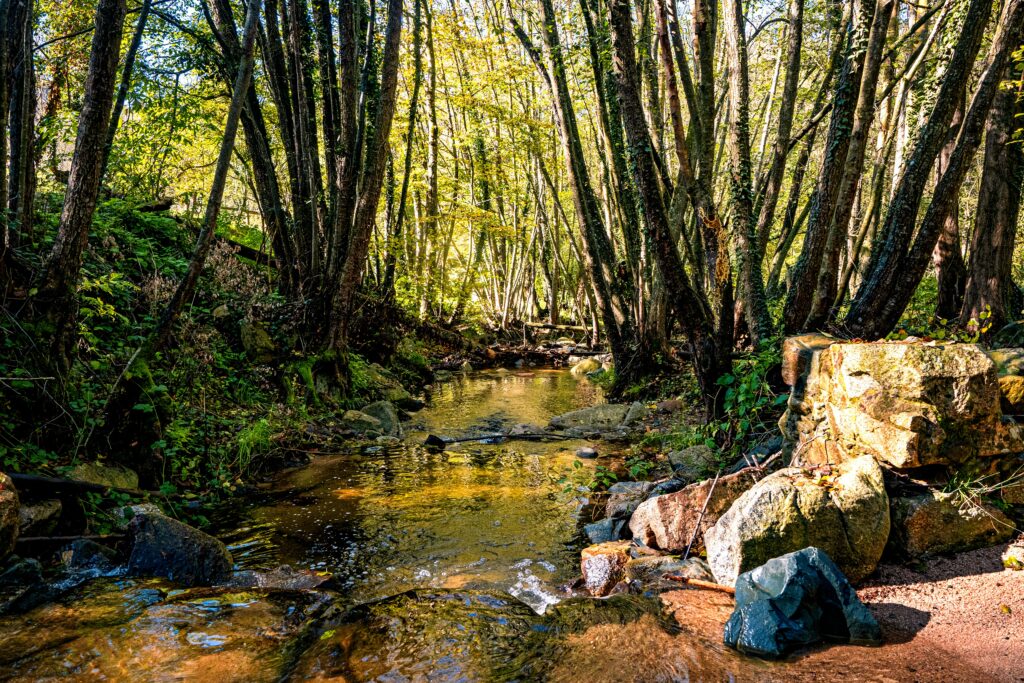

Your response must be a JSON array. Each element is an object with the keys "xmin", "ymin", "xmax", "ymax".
[
  {"xmin": 61, "ymin": 539, "xmax": 120, "ymax": 571},
  {"xmin": 549, "ymin": 404, "xmax": 629, "ymax": 431},
  {"xmin": 887, "ymin": 488, "xmax": 1014, "ymax": 557},
  {"xmin": 340, "ymin": 409, "xmax": 383, "ymax": 435},
  {"xmin": 0, "ymin": 473, "xmax": 19, "ymax": 561},
  {"xmin": 604, "ymin": 481, "xmax": 655, "ymax": 519},
  {"xmin": 580, "ymin": 541, "xmax": 632, "ymax": 596},
  {"xmin": 667, "ymin": 445, "xmax": 718, "ymax": 483},
  {"xmin": 127, "ymin": 510, "xmax": 233, "ymax": 586},
  {"xmin": 361, "ymin": 401, "xmax": 402, "ymax": 437},
  {"xmin": 724, "ymin": 547, "xmax": 881, "ymax": 659},
  {"xmin": 576, "ymin": 446, "xmax": 598, "ymax": 459},
  {"xmin": 69, "ymin": 462, "xmax": 139, "ymax": 490},
  {"xmin": 583, "ymin": 517, "xmax": 627, "ymax": 544},
  {"xmin": 570, "ymin": 357, "xmax": 602, "ymax": 376},
  {"xmin": 705, "ymin": 456, "xmax": 889, "ymax": 587},
  {"xmin": 629, "ymin": 469, "xmax": 758, "ymax": 555}
]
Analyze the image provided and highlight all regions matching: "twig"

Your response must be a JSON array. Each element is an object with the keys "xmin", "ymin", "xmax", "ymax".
[
  {"xmin": 663, "ymin": 575, "xmax": 736, "ymax": 595},
  {"xmin": 683, "ymin": 469, "xmax": 720, "ymax": 561}
]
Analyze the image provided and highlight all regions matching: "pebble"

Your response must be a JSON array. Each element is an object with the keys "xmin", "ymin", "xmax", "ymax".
[{"xmin": 576, "ymin": 446, "xmax": 598, "ymax": 459}]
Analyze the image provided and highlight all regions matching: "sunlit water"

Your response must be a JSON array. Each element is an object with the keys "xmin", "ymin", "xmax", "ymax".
[{"xmin": 0, "ymin": 369, "xmax": 980, "ymax": 681}]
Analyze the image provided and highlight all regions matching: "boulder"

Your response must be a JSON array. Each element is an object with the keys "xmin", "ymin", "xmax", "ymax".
[
  {"xmin": 340, "ymin": 409, "xmax": 383, "ymax": 435},
  {"xmin": 667, "ymin": 444, "xmax": 717, "ymax": 482},
  {"xmin": 888, "ymin": 489, "xmax": 1015, "ymax": 557},
  {"xmin": 0, "ymin": 474, "xmax": 19, "ymax": 560},
  {"xmin": 629, "ymin": 469, "xmax": 757, "ymax": 554},
  {"xmin": 128, "ymin": 511, "xmax": 233, "ymax": 586},
  {"xmin": 18, "ymin": 499, "xmax": 61, "ymax": 536},
  {"xmin": 361, "ymin": 401, "xmax": 402, "ymax": 437},
  {"xmin": 705, "ymin": 456, "xmax": 889, "ymax": 587},
  {"xmin": 724, "ymin": 547, "xmax": 881, "ymax": 659},
  {"xmin": 239, "ymin": 321, "xmax": 275, "ymax": 363},
  {"xmin": 112, "ymin": 503, "xmax": 164, "ymax": 530},
  {"xmin": 580, "ymin": 541, "xmax": 632, "ymax": 597},
  {"xmin": 570, "ymin": 357, "xmax": 602, "ymax": 376},
  {"xmin": 604, "ymin": 481, "xmax": 655, "ymax": 520},
  {"xmin": 781, "ymin": 341, "xmax": 1013, "ymax": 468},
  {"xmin": 549, "ymin": 404, "xmax": 630, "ymax": 431},
  {"xmin": 69, "ymin": 462, "xmax": 139, "ymax": 490}
]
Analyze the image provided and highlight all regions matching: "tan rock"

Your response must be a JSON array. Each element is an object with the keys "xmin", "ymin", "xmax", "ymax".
[
  {"xmin": 998, "ymin": 375, "xmax": 1024, "ymax": 414},
  {"xmin": 580, "ymin": 541, "xmax": 632, "ymax": 596},
  {"xmin": 628, "ymin": 469, "xmax": 758, "ymax": 554},
  {"xmin": 888, "ymin": 489, "xmax": 1015, "ymax": 557}
]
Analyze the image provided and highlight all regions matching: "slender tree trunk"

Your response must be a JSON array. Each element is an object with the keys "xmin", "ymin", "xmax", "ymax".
[
  {"xmin": 38, "ymin": 0, "xmax": 127, "ymax": 370},
  {"xmin": 7, "ymin": 0, "xmax": 36, "ymax": 243},
  {"xmin": 152, "ymin": 0, "xmax": 260, "ymax": 350},
  {"xmin": 844, "ymin": 0, "xmax": 1020, "ymax": 339},
  {"xmin": 960, "ymin": 71, "xmax": 1024, "ymax": 330},
  {"xmin": 933, "ymin": 95, "xmax": 966, "ymax": 320},
  {"xmin": 100, "ymin": 0, "xmax": 152, "ymax": 182}
]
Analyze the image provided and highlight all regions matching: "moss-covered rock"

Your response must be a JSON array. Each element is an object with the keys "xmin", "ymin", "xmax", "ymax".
[
  {"xmin": 887, "ymin": 489, "xmax": 1015, "ymax": 557},
  {"xmin": 0, "ymin": 474, "xmax": 19, "ymax": 561},
  {"xmin": 69, "ymin": 462, "xmax": 139, "ymax": 490},
  {"xmin": 705, "ymin": 456, "xmax": 889, "ymax": 587}
]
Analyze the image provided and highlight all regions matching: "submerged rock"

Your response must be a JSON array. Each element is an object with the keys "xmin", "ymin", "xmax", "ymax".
[
  {"xmin": 0, "ymin": 474, "xmax": 19, "ymax": 561},
  {"xmin": 128, "ymin": 511, "xmax": 233, "ymax": 586},
  {"xmin": 705, "ymin": 456, "xmax": 889, "ymax": 587},
  {"xmin": 629, "ymin": 469, "xmax": 757, "ymax": 554},
  {"xmin": 229, "ymin": 564, "xmax": 333, "ymax": 590},
  {"xmin": 550, "ymin": 404, "xmax": 630, "ymax": 431},
  {"xmin": 888, "ymin": 489, "xmax": 1015, "ymax": 557},
  {"xmin": 61, "ymin": 539, "xmax": 119, "ymax": 571},
  {"xmin": 361, "ymin": 401, "xmax": 402, "ymax": 437},
  {"xmin": 724, "ymin": 547, "xmax": 881, "ymax": 659},
  {"xmin": 580, "ymin": 541, "xmax": 632, "ymax": 597}
]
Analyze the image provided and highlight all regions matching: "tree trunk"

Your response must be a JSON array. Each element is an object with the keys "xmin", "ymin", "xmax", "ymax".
[
  {"xmin": 933, "ymin": 95, "xmax": 966, "ymax": 320},
  {"xmin": 38, "ymin": 0, "xmax": 127, "ymax": 370},
  {"xmin": 7, "ymin": 0, "xmax": 36, "ymax": 244},
  {"xmin": 152, "ymin": 0, "xmax": 260, "ymax": 350},
  {"xmin": 100, "ymin": 0, "xmax": 152, "ymax": 182},
  {"xmin": 960, "ymin": 71, "xmax": 1024, "ymax": 330},
  {"xmin": 844, "ymin": 0, "xmax": 1020, "ymax": 339}
]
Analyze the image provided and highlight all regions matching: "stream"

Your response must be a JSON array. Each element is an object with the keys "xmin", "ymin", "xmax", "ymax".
[{"xmin": 0, "ymin": 368, "xmax": 954, "ymax": 681}]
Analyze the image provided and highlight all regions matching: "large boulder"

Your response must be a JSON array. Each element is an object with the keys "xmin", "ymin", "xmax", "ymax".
[
  {"xmin": 361, "ymin": 401, "xmax": 402, "ymax": 437},
  {"xmin": 128, "ymin": 511, "xmax": 233, "ymax": 586},
  {"xmin": 549, "ymin": 404, "xmax": 630, "ymax": 431},
  {"xmin": 781, "ymin": 340, "xmax": 1018, "ymax": 468},
  {"xmin": 629, "ymin": 469, "xmax": 758, "ymax": 554},
  {"xmin": 888, "ymin": 489, "xmax": 1015, "ymax": 557},
  {"xmin": 724, "ymin": 547, "xmax": 881, "ymax": 659},
  {"xmin": 0, "ymin": 474, "xmax": 19, "ymax": 561},
  {"xmin": 580, "ymin": 541, "xmax": 631, "ymax": 596},
  {"xmin": 705, "ymin": 456, "xmax": 889, "ymax": 587}
]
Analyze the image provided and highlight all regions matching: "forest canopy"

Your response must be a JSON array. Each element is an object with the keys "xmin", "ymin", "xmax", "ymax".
[{"xmin": 1, "ymin": 0, "xmax": 1023, "ymax": 478}]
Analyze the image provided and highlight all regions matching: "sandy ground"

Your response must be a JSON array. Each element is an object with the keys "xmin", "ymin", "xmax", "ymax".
[{"xmin": 858, "ymin": 539, "xmax": 1023, "ymax": 682}]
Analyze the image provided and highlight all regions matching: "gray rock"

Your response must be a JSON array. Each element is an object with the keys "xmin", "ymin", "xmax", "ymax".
[
  {"xmin": 706, "ymin": 456, "xmax": 890, "ymax": 587},
  {"xmin": 128, "ymin": 511, "xmax": 233, "ymax": 586},
  {"xmin": 888, "ymin": 488, "xmax": 1015, "ymax": 557},
  {"xmin": 622, "ymin": 402, "xmax": 648, "ymax": 426},
  {"xmin": 550, "ymin": 404, "xmax": 630, "ymax": 430},
  {"xmin": 0, "ymin": 556, "xmax": 41, "ymax": 586},
  {"xmin": 623, "ymin": 555, "xmax": 714, "ymax": 589},
  {"xmin": 18, "ymin": 499, "xmax": 61, "ymax": 536},
  {"xmin": 646, "ymin": 478, "xmax": 689, "ymax": 498},
  {"xmin": 111, "ymin": 503, "xmax": 164, "ymax": 530},
  {"xmin": 340, "ymin": 409, "xmax": 384, "ymax": 435},
  {"xmin": 361, "ymin": 401, "xmax": 402, "ymax": 437},
  {"xmin": 0, "ymin": 473, "xmax": 18, "ymax": 561},
  {"xmin": 576, "ymin": 446, "xmax": 598, "ymax": 459},
  {"xmin": 604, "ymin": 481, "xmax": 655, "ymax": 519},
  {"xmin": 724, "ymin": 547, "xmax": 881, "ymax": 659},
  {"xmin": 583, "ymin": 517, "xmax": 627, "ymax": 544},
  {"xmin": 667, "ymin": 445, "xmax": 717, "ymax": 482}
]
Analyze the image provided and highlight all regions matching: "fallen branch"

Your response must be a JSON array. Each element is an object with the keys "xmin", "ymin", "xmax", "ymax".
[
  {"xmin": 8, "ymin": 472, "xmax": 150, "ymax": 497},
  {"xmin": 682, "ymin": 469, "xmax": 720, "ymax": 561},
  {"xmin": 663, "ymin": 575, "xmax": 736, "ymax": 595}
]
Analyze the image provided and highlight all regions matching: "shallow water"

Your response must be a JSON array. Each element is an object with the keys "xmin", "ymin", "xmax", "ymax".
[{"xmin": 0, "ymin": 369, "xmax": 979, "ymax": 682}]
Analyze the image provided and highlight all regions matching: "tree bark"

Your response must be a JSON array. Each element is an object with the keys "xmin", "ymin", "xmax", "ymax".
[
  {"xmin": 38, "ymin": 0, "xmax": 127, "ymax": 369},
  {"xmin": 960, "ymin": 71, "xmax": 1024, "ymax": 330},
  {"xmin": 933, "ymin": 95, "xmax": 966, "ymax": 320},
  {"xmin": 100, "ymin": 0, "xmax": 153, "ymax": 182}
]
